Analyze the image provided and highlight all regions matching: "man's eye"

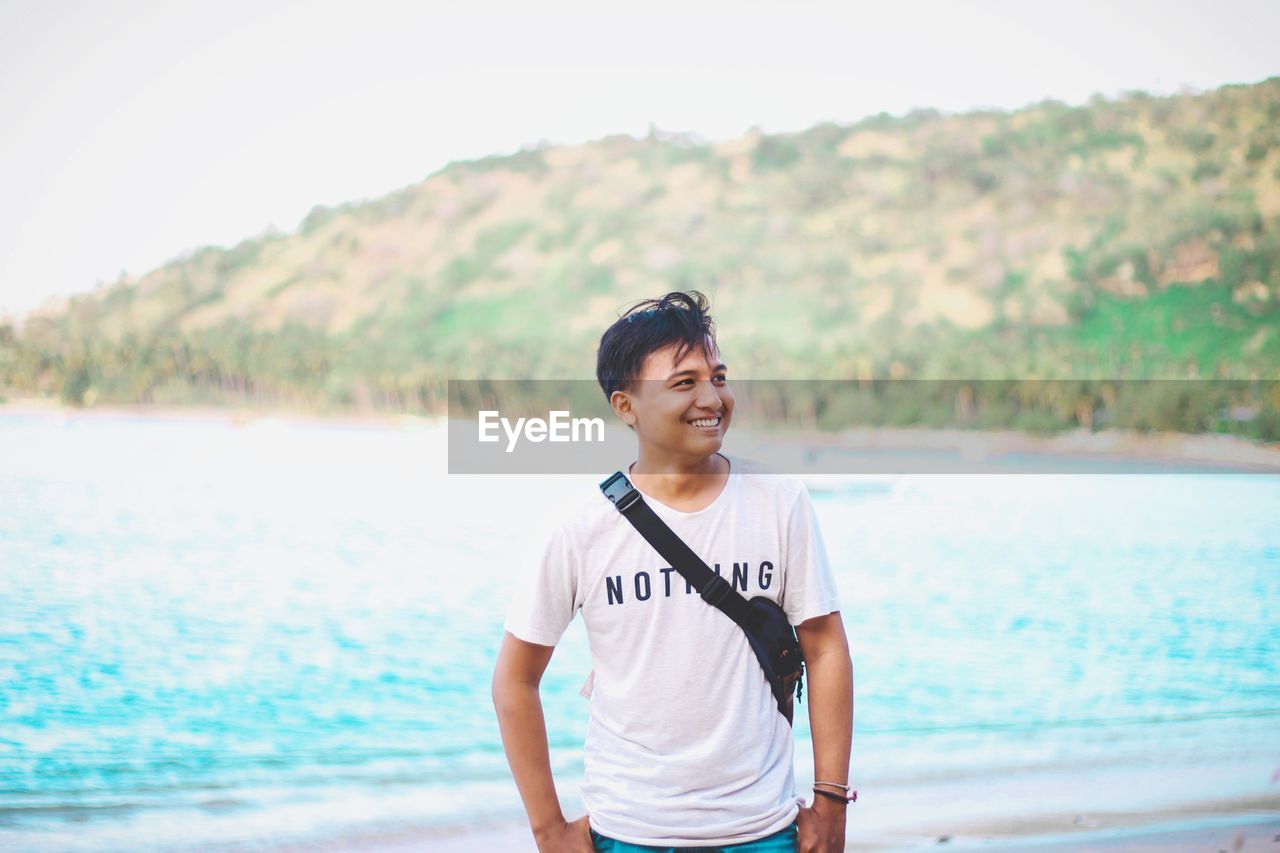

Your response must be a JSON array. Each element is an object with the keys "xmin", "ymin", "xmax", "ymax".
[{"xmin": 714, "ymin": 375, "xmax": 727, "ymax": 383}]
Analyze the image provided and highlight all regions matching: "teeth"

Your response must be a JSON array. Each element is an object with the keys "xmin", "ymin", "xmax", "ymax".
[{"xmin": 691, "ymin": 417, "xmax": 721, "ymax": 427}]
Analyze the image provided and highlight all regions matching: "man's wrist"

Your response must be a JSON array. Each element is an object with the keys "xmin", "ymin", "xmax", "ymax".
[
  {"xmin": 811, "ymin": 794, "xmax": 848, "ymax": 820},
  {"xmin": 531, "ymin": 815, "xmax": 568, "ymax": 840}
]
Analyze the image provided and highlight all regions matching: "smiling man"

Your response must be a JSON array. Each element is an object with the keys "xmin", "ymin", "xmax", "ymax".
[{"xmin": 492, "ymin": 291, "xmax": 854, "ymax": 853}]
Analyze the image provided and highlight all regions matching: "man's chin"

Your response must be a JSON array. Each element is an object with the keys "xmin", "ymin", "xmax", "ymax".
[{"xmin": 687, "ymin": 432, "xmax": 726, "ymax": 455}]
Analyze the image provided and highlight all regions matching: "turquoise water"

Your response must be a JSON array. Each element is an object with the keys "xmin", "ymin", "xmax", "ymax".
[{"xmin": 1, "ymin": 413, "xmax": 1278, "ymax": 848}]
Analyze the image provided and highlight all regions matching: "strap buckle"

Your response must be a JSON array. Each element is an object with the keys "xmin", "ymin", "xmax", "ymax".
[
  {"xmin": 700, "ymin": 575, "xmax": 734, "ymax": 607},
  {"xmin": 600, "ymin": 471, "xmax": 641, "ymax": 513}
]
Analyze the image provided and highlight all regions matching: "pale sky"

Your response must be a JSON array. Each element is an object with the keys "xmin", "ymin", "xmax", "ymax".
[{"xmin": 1, "ymin": 0, "xmax": 1276, "ymax": 316}]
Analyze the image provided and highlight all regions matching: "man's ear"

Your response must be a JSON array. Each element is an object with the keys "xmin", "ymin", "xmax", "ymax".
[{"xmin": 610, "ymin": 389, "xmax": 637, "ymax": 429}]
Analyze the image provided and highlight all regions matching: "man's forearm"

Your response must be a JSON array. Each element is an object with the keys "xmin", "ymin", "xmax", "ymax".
[
  {"xmin": 806, "ymin": 648, "xmax": 854, "ymax": 785},
  {"xmin": 493, "ymin": 681, "xmax": 567, "ymax": 835}
]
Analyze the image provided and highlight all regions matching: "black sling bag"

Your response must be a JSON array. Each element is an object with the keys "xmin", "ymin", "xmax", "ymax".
[{"xmin": 599, "ymin": 470, "xmax": 806, "ymax": 725}]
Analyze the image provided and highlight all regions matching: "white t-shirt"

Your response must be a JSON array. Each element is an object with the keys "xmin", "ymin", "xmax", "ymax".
[{"xmin": 503, "ymin": 454, "xmax": 841, "ymax": 846}]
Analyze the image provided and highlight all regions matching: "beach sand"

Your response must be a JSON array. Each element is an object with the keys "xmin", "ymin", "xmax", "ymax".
[
  {"xmin": 860, "ymin": 796, "xmax": 1280, "ymax": 851},
  {"xmin": 275, "ymin": 820, "xmax": 540, "ymax": 852},
  {"xmin": 994, "ymin": 816, "xmax": 1280, "ymax": 852},
  {"xmin": 281, "ymin": 797, "xmax": 1280, "ymax": 852},
  {"xmin": 287, "ymin": 815, "xmax": 1280, "ymax": 852}
]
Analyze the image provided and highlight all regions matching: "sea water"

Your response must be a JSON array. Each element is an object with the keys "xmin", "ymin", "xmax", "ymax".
[{"xmin": 1, "ymin": 413, "xmax": 1277, "ymax": 849}]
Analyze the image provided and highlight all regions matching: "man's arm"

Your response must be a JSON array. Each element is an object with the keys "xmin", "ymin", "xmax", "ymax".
[
  {"xmin": 491, "ymin": 631, "xmax": 592, "ymax": 852},
  {"xmin": 794, "ymin": 611, "xmax": 854, "ymax": 853}
]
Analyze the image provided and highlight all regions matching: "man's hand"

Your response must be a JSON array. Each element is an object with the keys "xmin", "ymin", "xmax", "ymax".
[
  {"xmin": 533, "ymin": 815, "xmax": 594, "ymax": 853},
  {"xmin": 795, "ymin": 796, "xmax": 846, "ymax": 853},
  {"xmin": 794, "ymin": 611, "xmax": 853, "ymax": 853},
  {"xmin": 495, "ymin": 633, "xmax": 586, "ymax": 849}
]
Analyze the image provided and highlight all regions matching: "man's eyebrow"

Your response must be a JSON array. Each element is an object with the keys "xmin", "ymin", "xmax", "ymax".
[{"xmin": 666, "ymin": 364, "xmax": 729, "ymax": 380}]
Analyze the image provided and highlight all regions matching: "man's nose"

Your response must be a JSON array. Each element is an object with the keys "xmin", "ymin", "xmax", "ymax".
[{"xmin": 694, "ymin": 380, "xmax": 723, "ymax": 411}]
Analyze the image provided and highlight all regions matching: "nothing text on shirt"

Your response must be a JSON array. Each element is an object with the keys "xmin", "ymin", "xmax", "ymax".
[{"xmin": 604, "ymin": 561, "xmax": 775, "ymax": 605}]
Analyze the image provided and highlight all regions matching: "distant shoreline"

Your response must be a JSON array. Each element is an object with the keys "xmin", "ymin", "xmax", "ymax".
[
  {"xmin": 0, "ymin": 395, "xmax": 423, "ymax": 431},
  {"xmin": 4, "ymin": 396, "xmax": 1280, "ymax": 474}
]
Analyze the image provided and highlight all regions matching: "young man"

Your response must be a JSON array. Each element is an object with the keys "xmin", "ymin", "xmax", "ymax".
[{"xmin": 492, "ymin": 291, "xmax": 853, "ymax": 853}]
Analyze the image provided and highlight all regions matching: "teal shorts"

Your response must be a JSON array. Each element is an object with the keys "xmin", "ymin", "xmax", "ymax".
[{"xmin": 589, "ymin": 821, "xmax": 798, "ymax": 853}]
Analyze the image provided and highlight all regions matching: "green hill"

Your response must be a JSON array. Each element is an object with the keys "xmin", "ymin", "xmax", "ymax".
[{"xmin": 2, "ymin": 79, "xmax": 1279, "ymax": 431}]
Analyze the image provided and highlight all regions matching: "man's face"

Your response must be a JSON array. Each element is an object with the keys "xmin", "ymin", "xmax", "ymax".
[{"xmin": 616, "ymin": 341, "xmax": 734, "ymax": 461}]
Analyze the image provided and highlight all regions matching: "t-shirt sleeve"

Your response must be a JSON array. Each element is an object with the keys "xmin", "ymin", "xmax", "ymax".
[
  {"xmin": 503, "ymin": 522, "xmax": 581, "ymax": 647},
  {"xmin": 781, "ymin": 484, "xmax": 842, "ymax": 626}
]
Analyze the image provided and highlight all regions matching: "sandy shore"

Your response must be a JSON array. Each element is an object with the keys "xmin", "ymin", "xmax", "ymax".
[
  {"xmin": 280, "ymin": 801, "xmax": 1280, "ymax": 852},
  {"xmin": 268, "ymin": 819, "xmax": 540, "ymax": 852},
  {"xmin": 253, "ymin": 772, "xmax": 1280, "ymax": 852},
  {"xmin": 989, "ymin": 815, "xmax": 1280, "ymax": 852},
  {"xmin": 869, "ymin": 796, "xmax": 1280, "ymax": 851},
  {"xmin": 343, "ymin": 799, "xmax": 1280, "ymax": 845},
  {"xmin": 0, "ymin": 396, "xmax": 425, "ymax": 431}
]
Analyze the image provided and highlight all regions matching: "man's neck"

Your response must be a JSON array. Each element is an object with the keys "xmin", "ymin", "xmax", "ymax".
[{"xmin": 629, "ymin": 451, "xmax": 729, "ymax": 506}]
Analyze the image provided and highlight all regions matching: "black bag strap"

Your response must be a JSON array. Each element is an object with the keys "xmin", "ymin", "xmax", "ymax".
[{"xmin": 599, "ymin": 469, "xmax": 755, "ymax": 629}]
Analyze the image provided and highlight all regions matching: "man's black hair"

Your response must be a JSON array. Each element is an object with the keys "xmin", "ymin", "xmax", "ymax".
[{"xmin": 596, "ymin": 290, "xmax": 718, "ymax": 400}]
